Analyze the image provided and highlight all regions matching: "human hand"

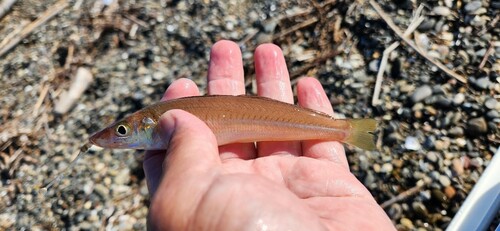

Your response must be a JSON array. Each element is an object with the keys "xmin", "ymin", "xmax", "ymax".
[{"xmin": 143, "ymin": 40, "xmax": 395, "ymax": 230}]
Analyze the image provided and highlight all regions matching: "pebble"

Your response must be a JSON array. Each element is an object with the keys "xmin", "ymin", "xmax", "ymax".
[
  {"xmin": 392, "ymin": 159, "xmax": 404, "ymax": 168},
  {"xmin": 411, "ymin": 85, "xmax": 433, "ymax": 103},
  {"xmin": 114, "ymin": 169, "xmax": 130, "ymax": 185},
  {"xmin": 470, "ymin": 15, "xmax": 487, "ymax": 26},
  {"xmin": 412, "ymin": 201, "xmax": 428, "ymax": 216},
  {"xmin": 364, "ymin": 171, "xmax": 376, "ymax": 187},
  {"xmin": 385, "ymin": 132, "xmax": 403, "ymax": 144},
  {"xmin": 444, "ymin": 186, "xmax": 456, "ymax": 199},
  {"xmin": 435, "ymin": 139, "xmax": 450, "ymax": 151},
  {"xmin": 381, "ymin": 163, "xmax": 394, "ymax": 173},
  {"xmin": 467, "ymin": 151, "xmax": 480, "ymax": 158},
  {"xmin": 466, "ymin": 117, "xmax": 488, "ymax": 135},
  {"xmin": 153, "ymin": 71, "xmax": 166, "ymax": 80},
  {"xmin": 88, "ymin": 210, "xmax": 99, "ymax": 222},
  {"xmin": 434, "ymin": 95, "xmax": 452, "ymax": 108},
  {"xmin": 471, "ymin": 77, "xmax": 491, "ymax": 90},
  {"xmin": 359, "ymin": 155, "xmax": 370, "ymax": 171},
  {"xmin": 118, "ymin": 214, "xmax": 135, "ymax": 230},
  {"xmin": 425, "ymin": 106, "xmax": 437, "ymax": 117},
  {"xmin": 486, "ymin": 110, "xmax": 499, "ymax": 119},
  {"xmin": 470, "ymin": 157, "xmax": 484, "ymax": 168},
  {"xmin": 418, "ymin": 18, "xmax": 436, "ymax": 31},
  {"xmin": 423, "ymin": 135, "xmax": 436, "ymax": 149},
  {"xmin": 439, "ymin": 175, "xmax": 451, "ymax": 187},
  {"xmin": 388, "ymin": 204, "xmax": 403, "ymax": 219},
  {"xmin": 439, "ymin": 32, "xmax": 454, "ymax": 45},
  {"xmin": 488, "ymin": 121, "xmax": 498, "ymax": 133},
  {"xmin": 456, "ymin": 137, "xmax": 467, "ymax": 147},
  {"xmin": 0, "ymin": 214, "xmax": 15, "ymax": 229},
  {"xmin": 93, "ymin": 184, "xmax": 110, "ymax": 198},
  {"xmin": 432, "ymin": 189, "xmax": 448, "ymax": 203},
  {"xmin": 484, "ymin": 98, "xmax": 498, "ymax": 110},
  {"xmin": 400, "ymin": 217, "xmax": 414, "ymax": 229},
  {"xmin": 444, "ymin": 0, "xmax": 453, "ymax": 7},
  {"xmin": 262, "ymin": 19, "xmax": 278, "ymax": 33},
  {"xmin": 464, "ymin": 1, "xmax": 482, "ymax": 13},
  {"xmin": 369, "ymin": 59, "xmax": 379, "ymax": 72},
  {"xmin": 453, "ymin": 93, "xmax": 465, "ymax": 106},
  {"xmin": 448, "ymin": 127, "xmax": 464, "ymax": 137},
  {"xmin": 433, "ymin": 6, "xmax": 451, "ymax": 16},
  {"xmin": 426, "ymin": 152, "xmax": 439, "ymax": 163},
  {"xmin": 399, "ymin": 84, "xmax": 415, "ymax": 94},
  {"xmin": 493, "ymin": 1, "xmax": 500, "ymax": 9},
  {"xmin": 412, "ymin": 102, "xmax": 425, "ymax": 111},
  {"xmin": 452, "ymin": 158, "xmax": 465, "ymax": 175},
  {"xmin": 79, "ymin": 222, "xmax": 93, "ymax": 230},
  {"xmin": 404, "ymin": 136, "xmax": 421, "ymax": 150},
  {"xmin": 420, "ymin": 190, "xmax": 432, "ymax": 201}
]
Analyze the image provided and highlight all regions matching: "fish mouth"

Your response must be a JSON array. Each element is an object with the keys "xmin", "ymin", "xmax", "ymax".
[
  {"xmin": 88, "ymin": 130, "xmax": 129, "ymax": 149},
  {"xmin": 88, "ymin": 131, "xmax": 105, "ymax": 147}
]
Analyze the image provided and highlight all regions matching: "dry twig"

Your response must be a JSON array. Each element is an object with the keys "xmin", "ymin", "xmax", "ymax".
[
  {"xmin": 380, "ymin": 184, "xmax": 425, "ymax": 208},
  {"xmin": 273, "ymin": 17, "xmax": 319, "ymax": 40},
  {"xmin": 64, "ymin": 44, "xmax": 75, "ymax": 70},
  {"xmin": 372, "ymin": 42, "xmax": 400, "ymax": 106},
  {"xmin": 371, "ymin": 6, "xmax": 425, "ymax": 106},
  {"xmin": 369, "ymin": 0, "xmax": 467, "ymax": 83},
  {"xmin": 32, "ymin": 83, "xmax": 49, "ymax": 116},
  {"xmin": 54, "ymin": 67, "xmax": 94, "ymax": 114},
  {"xmin": 0, "ymin": 0, "xmax": 68, "ymax": 57},
  {"xmin": 290, "ymin": 49, "xmax": 341, "ymax": 79},
  {"xmin": 478, "ymin": 41, "xmax": 495, "ymax": 70}
]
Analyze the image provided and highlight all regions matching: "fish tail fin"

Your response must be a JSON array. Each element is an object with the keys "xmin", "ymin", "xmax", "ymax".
[{"xmin": 344, "ymin": 119, "xmax": 377, "ymax": 150}]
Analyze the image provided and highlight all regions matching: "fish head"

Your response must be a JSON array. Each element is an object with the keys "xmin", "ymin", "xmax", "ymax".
[{"xmin": 90, "ymin": 114, "xmax": 159, "ymax": 149}]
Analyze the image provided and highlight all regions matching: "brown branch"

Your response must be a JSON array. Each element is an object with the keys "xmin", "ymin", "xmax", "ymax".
[
  {"xmin": 478, "ymin": 41, "xmax": 495, "ymax": 70},
  {"xmin": 0, "ymin": 0, "xmax": 68, "ymax": 57},
  {"xmin": 380, "ymin": 184, "xmax": 425, "ymax": 208},
  {"xmin": 372, "ymin": 6, "xmax": 425, "ymax": 106},
  {"xmin": 290, "ymin": 49, "xmax": 341, "ymax": 79},
  {"xmin": 273, "ymin": 17, "xmax": 319, "ymax": 40}
]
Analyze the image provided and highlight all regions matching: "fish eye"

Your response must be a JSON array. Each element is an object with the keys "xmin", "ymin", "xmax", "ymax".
[{"xmin": 115, "ymin": 124, "xmax": 130, "ymax": 137}]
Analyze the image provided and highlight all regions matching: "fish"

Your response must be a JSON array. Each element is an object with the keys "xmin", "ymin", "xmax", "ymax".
[
  {"xmin": 89, "ymin": 95, "xmax": 377, "ymax": 150},
  {"xmin": 42, "ymin": 95, "xmax": 376, "ymax": 190}
]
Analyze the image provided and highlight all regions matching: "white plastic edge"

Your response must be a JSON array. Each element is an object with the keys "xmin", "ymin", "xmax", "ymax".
[{"xmin": 446, "ymin": 147, "xmax": 500, "ymax": 231}]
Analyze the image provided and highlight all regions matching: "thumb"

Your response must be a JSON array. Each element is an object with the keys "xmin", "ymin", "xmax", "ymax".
[
  {"xmin": 147, "ymin": 110, "xmax": 221, "ymax": 230},
  {"xmin": 160, "ymin": 109, "xmax": 220, "ymax": 179}
]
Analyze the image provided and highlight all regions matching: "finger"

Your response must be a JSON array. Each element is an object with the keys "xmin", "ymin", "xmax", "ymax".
[
  {"xmin": 160, "ymin": 110, "xmax": 221, "ymax": 177},
  {"xmin": 296, "ymin": 77, "xmax": 349, "ymax": 169},
  {"xmin": 207, "ymin": 40, "xmax": 245, "ymax": 95},
  {"xmin": 254, "ymin": 44, "xmax": 301, "ymax": 157},
  {"xmin": 161, "ymin": 78, "xmax": 200, "ymax": 101},
  {"xmin": 149, "ymin": 110, "xmax": 221, "ymax": 230},
  {"xmin": 207, "ymin": 40, "xmax": 256, "ymax": 160},
  {"xmin": 144, "ymin": 78, "xmax": 199, "ymax": 195}
]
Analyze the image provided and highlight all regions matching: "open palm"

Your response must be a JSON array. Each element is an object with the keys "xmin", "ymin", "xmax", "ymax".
[{"xmin": 143, "ymin": 40, "xmax": 394, "ymax": 230}]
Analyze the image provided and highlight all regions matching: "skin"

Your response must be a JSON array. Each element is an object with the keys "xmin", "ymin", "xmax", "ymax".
[{"xmin": 143, "ymin": 40, "xmax": 395, "ymax": 230}]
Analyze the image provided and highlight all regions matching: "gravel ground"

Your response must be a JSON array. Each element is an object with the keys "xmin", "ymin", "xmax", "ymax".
[{"xmin": 0, "ymin": 0, "xmax": 498, "ymax": 230}]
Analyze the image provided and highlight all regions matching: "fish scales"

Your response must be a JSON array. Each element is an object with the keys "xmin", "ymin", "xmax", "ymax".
[{"xmin": 89, "ymin": 95, "xmax": 377, "ymax": 150}]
